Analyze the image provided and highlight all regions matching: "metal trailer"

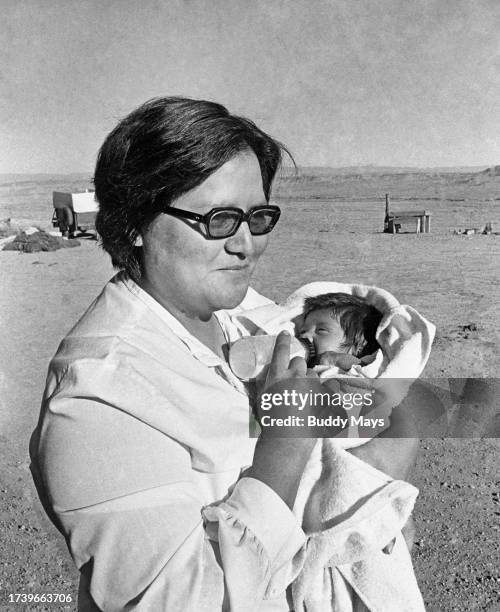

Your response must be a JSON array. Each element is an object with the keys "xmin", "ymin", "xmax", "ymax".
[{"xmin": 52, "ymin": 191, "xmax": 98, "ymax": 238}]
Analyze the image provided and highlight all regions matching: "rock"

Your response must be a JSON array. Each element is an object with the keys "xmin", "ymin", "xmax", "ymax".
[
  {"xmin": 0, "ymin": 218, "xmax": 35, "ymax": 237},
  {"xmin": 461, "ymin": 323, "xmax": 478, "ymax": 332},
  {"xmin": 0, "ymin": 235, "xmax": 16, "ymax": 248},
  {"xmin": 2, "ymin": 230, "xmax": 80, "ymax": 253}
]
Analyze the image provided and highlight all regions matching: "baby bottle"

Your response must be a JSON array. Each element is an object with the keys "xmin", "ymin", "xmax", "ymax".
[{"xmin": 229, "ymin": 334, "xmax": 316, "ymax": 380}]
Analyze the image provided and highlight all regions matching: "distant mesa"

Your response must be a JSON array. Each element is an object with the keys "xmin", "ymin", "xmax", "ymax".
[
  {"xmin": 279, "ymin": 165, "xmax": 493, "ymax": 178},
  {"xmin": 479, "ymin": 165, "xmax": 500, "ymax": 176}
]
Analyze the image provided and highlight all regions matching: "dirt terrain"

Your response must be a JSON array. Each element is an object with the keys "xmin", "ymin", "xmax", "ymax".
[{"xmin": 1, "ymin": 168, "xmax": 499, "ymax": 611}]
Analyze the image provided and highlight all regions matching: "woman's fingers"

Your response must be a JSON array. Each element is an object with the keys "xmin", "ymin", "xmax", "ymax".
[
  {"xmin": 289, "ymin": 356, "xmax": 307, "ymax": 377},
  {"xmin": 267, "ymin": 331, "xmax": 291, "ymax": 382},
  {"xmin": 338, "ymin": 376, "xmax": 375, "ymax": 391},
  {"xmin": 306, "ymin": 368, "xmax": 319, "ymax": 378},
  {"xmin": 267, "ymin": 331, "xmax": 321, "ymax": 387}
]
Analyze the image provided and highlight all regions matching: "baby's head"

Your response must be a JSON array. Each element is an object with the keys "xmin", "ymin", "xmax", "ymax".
[{"xmin": 298, "ymin": 292, "xmax": 382, "ymax": 361}]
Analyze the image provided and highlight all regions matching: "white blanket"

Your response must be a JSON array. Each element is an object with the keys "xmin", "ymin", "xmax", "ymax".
[
  {"xmin": 235, "ymin": 281, "xmax": 435, "ymax": 381},
  {"xmin": 235, "ymin": 282, "xmax": 435, "ymax": 612}
]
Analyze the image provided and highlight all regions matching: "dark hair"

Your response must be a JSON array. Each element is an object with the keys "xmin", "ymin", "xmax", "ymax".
[
  {"xmin": 303, "ymin": 292, "xmax": 382, "ymax": 358},
  {"xmin": 94, "ymin": 96, "xmax": 288, "ymax": 280}
]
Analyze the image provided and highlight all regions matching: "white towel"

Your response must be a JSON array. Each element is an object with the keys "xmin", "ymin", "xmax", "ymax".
[
  {"xmin": 292, "ymin": 442, "xmax": 426, "ymax": 612},
  {"xmin": 235, "ymin": 282, "xmax": 434, "ymax": 611}
]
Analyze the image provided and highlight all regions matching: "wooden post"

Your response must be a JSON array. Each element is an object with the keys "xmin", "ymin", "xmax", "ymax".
[{"xmin": 384, "ymin": 194, "xmax": 390, "ymax": 232}]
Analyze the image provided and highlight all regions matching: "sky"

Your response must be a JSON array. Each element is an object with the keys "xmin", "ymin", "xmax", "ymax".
[{"xmin": 2, "ymin": 0, "xmax": 500, "ymax": 173}]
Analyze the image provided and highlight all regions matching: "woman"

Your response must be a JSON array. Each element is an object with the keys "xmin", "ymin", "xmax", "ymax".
[{"xmin": 30, "ymin": 97, "xmax": 418, "ymax": 611}]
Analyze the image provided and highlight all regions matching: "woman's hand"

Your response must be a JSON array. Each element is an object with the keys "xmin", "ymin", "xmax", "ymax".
[
  {"xmin": 347, "ymin": 394, "xmax": 420, "ymax": 481},
  {"xmin": 318, "ymin": 351, "xmax": 362, "ymax": 371},
  {"xmin": 346, "ymin": 378, "xmax": 447, "ymax": 480},
  {"xmin": 253, "ymin": 331, "xmax": 320, "ymax": 431},
  {"xmin": 246, "ymin": 331, "xmax": 319, "ymax": 509}
]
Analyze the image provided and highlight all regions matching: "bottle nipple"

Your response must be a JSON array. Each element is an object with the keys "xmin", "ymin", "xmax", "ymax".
[{"xmin": 297, "ymin": 337, "xmax": 316, "ymax": 365}]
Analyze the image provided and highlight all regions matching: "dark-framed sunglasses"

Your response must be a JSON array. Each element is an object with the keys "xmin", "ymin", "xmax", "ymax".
[{"xmin": 162, "ymin": 204, "xmax": 281, "ymax": 239}]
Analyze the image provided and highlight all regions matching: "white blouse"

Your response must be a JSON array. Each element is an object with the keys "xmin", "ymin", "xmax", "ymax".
[{"xmin": 30, "ymin": 273, "xmax": 307, "ymax": 611}]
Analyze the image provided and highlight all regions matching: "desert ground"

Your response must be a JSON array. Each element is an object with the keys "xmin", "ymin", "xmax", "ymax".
[{"xmin": 0, "ymin": 168, "xmax": 499, "ymax": 611}]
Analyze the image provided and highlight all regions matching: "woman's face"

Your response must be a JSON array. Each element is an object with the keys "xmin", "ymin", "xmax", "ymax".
[{"xmin": 141, "ymin": 151, "xmax": 270, "ymax": 319}]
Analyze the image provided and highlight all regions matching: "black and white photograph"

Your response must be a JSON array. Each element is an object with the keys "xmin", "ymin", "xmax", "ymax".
[{"xmin": 1, "ymin": 1, "xmax": 499, "ymax": 610}]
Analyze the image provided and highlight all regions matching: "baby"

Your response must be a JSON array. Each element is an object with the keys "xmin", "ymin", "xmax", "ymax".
[
  {"xmin": 297, "ymin": 293, "xmax": 415, "ymax": 556},
  {"xmin": 297, "ymin": 291, "xmax": 383, "ymax": 371},
  {"xmin": 231, "ymin": 284, "xmax": 430, "ymax": 610},
  {"xmin": 228, "ymin": 292, "xmax": 384, "ymax": 382}
]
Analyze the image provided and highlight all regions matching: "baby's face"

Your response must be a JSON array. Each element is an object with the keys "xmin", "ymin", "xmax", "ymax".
[{"xmin": 298, "ymin": 309, "xmax": 347, "ymax": 356}]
